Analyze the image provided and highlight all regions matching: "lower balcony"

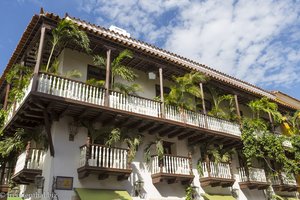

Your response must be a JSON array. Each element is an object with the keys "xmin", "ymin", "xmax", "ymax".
[
  {"xmin": 11, "ymin": 148, "xmax": 45, "ymax": 184},
  {"xmin": 0, "ymin": 165, "xmax": 13, "ymax": 193},
  {"xmin": 238, "ymin": 167, "xmax": 269, "ymax": 190},
  {"xmin": 271, "ymin": 172, "xmax": 299, "ymax": 192},
  {"xmin": 77, "ymin": 144, "xmax": 132, "ymax": 181},
  {"xmin": 151, "ymin": 155, "xmax": 194, "ymax": 185},
  {"xmin": 200, "ymin": 162, "xmax": 235, "ymax": 187}
]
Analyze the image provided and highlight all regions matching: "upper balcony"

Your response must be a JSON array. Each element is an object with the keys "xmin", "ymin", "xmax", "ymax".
[
  {"xmin": 271, "ymin": 172, "xmax": 299, "ymax": 192},
  {"xmin": 78, "ymin": 143, "xmax": 132, "ymax": 181},
  {"xmin": 11, "ymin": 146, "xmax": 45, "ymax": 184},
  {"xmin": 150, "ymin": 154, "xmax": 194, "ymax": 185},
  {"xmin": 200, "ymin": 161, "xmax": 235, "ymax": 187},
  {"xmin": 238, "ymin": 167, "xmax": 269, "ymax": 190},
  {"xmin": 3, "ymin": 73, "xmax": 241, "ymax": 147},
  {"xmin": 0, "ymin": 164, "xmax": 13, "ymax": 193}
]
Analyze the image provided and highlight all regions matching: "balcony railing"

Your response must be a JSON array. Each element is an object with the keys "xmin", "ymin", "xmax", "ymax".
[
  {"xmin": 201, "ymin": 162, "xmax": 232, "ymax": 179},
  {"xmin": 0, "ymin": 165, "xmax": 13, "ymax": 186},
  {"xmin": 4, "ymin": 77, "xmax": 33, "ymax": 126},
  {"xmin": 12, "ymin": 147, "xmax": 45, "ymax": 184},
  {"xmin": 79, "ymin": 144, "xmax": 129, "ymax": 169},
  {"xmin": 271, "ymin": 172, "xmax": 297, "ymax": 186},
  {"xmin": 150, "ymin": 154, "xmax": 194, "ymax": 184},
  {"xmin": 3, "ymin": 73, "xmax": 241, "ymax": 138},
  {"xmin": 238, "ymin": 167, "xmax": 267, "ymax": 182},
  {"xmin": 151, "ymin": 155, "xmax": 192, "ymax": 175},
  {"xmin": 14, "ymin": 148, "xmax": 45, "ymax": 175},
  {"xmin": 78, "ymin": 143, "xmax": 131, "ymax": 180}
]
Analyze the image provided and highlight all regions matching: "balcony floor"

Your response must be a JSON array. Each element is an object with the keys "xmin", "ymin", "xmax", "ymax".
[
  {"xmin": 4, "ymin": 92, "xmax": 241, "ymax": 150},
  {"xmin": 272, "ymin": 184, "xmax": 300, "ymax": 192},
  {"xmin": 200, "ymin": 177, "xmax": 235, "ymax": 187},
  {"xmin": 11, "ymin": 169, "xmax": 42, "ymax": 184},
  {"xmin": 151, "ymin": 173, "xmax": 194, "ymax": 185},
  {"xmin": 0, "ymin": 184, "xmax": 9, "ymax": 193},
  {"xmin": 77, "ymin": 166, "xmax": 132, "ymax": 181},
  {"xmin": 239, "ymin": 181, "xmax": 269, "ymax": 190}
]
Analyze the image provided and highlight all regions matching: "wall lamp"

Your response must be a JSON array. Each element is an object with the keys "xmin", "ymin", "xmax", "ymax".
[
  {"xmin": 134, "ymin": 180, "xmax": 144, "ymax": 198},
  {"xmin": 35, "ymin": 175, "xmax": 45, "ymax": 193}
]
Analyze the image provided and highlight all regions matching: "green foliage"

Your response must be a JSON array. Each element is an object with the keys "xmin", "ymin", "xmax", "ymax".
[
  {"xmin": 86, "ymin": 78, "xmax": 105, "ymax": 87},
  {"xmin": 144, "ymin": 137, "xmax": 164, "ymax": 163},
  {"xmin": 185, "ymin": 186, "xmax": 196, "ymax": 200},
  {"xmin": 248, "ymin": 97, "xmax": 282, "ymax": 124},
  {"xmin": 93, "ymin": 49, "xmax": 140, "ymax": 95},
  {"xmin": 0, "ymin": 109, "xmax": 8, "ymax": 129},
  {"xmin": 46, "ymin": 18, "xmax": 90, "ymax": 72},
  {"xmin": 206, "ymin": 144, "xmax": 235, "ymax": 163},
  {"xmin": 6, "ymin": 64, "xmax": 33, "ymax": 104},
  {"xmin": 164, "ymin": 71, "xmax": 207, "ymax": 110},
  {"xmin": 196, "ymin": 159, "xmax": 204, "ymax": 176},
  {"xmin": 241, "ymin": 117, "xmax": 300, "ymax": 175},
  {"xmin": 81, "ymin": 121, "xmax": 142, "ymax": 163},
  {"xmin": 207, "ymin": 86, "xmax": 237, "ymax": 121}
]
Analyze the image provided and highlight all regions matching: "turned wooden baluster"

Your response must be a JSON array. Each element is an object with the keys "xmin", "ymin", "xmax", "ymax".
[
  {"xmin": 85, "ymin": 137, "xmax": 91, "ymax": 167},
  {"xmin": 205, "ymin": 154, "xmax": 211, "ymax": 177},
  {"xmin": 188, "ymin": 152, "xmax": 193, "ymax": 175},
  {"xmin": 24, "ymin": 141, "xmax": 31, "ymax": 169}
]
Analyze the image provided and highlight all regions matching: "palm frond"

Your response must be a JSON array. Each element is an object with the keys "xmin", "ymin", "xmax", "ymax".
[
  {"xmin": 64, "ymin": 69, "xmax": 82, "ymax": 78},
  {"xmin": 93, "ymin": 55, "xmax": 106, "ymax": 67}
]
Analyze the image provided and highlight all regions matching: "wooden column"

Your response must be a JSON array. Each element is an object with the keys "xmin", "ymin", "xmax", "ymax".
[
  {"xmin": 32, "ymin": 26, "xmax": 46, "ymax": 91},
  {"xmin": 234, "ymin": 94, "xmax": 241, "ymax": 124},
  {"xmin": 85, "ymin": 137, "xmax": 91, "ymax": 167},
  {"xmin": 268, "ymin": 113, "xmax": 275, "ymax": 132},
  {"xmin": 43, "ymin": 110, "xmax": 55, "ymax": 157},
  {"xmin": 200, "ymin": 83, "xmax": 208, "ymax": 128},
  {"xmin": 104, "ymin": 48, "xmax": 111, "ymax": 107},
  {"xmin": 205, "ymin": 154, "xmax": 211, "ymax": 177},
  {"xmin": 3, "ymin": 84, "xmax": 10, "ymax": 110},
  {"xmin": 188, "ymin": 152, "xmax": 193, "ymax": 175},
  {"xmin": 24, "ymin": 141, "xmax": 31, "ymax": 169},
  {"xmin": 159, "ymin": 67, "xmax": 165, "ymax": 118}
]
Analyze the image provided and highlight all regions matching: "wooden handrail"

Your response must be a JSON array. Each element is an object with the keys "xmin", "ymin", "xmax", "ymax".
[
  {"xmin": 151, "ymin": 154, "xmax": 190, "ymax": 159},
  {"xmin": 80, "ymin": 144, "xmax": 129, "ymax": 151}
]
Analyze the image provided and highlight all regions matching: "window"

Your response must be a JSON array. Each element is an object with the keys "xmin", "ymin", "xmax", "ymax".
[
  {"xmin": 155, "ymin": 84, "xmax": 170, "ymax": 97},
  {"xmin": 87, "ymin": 65, "xmax": 106, "ymax": 81},
  {"xmin": 163, "ymin": 141, "xmax": 174, "ymax": 155}
]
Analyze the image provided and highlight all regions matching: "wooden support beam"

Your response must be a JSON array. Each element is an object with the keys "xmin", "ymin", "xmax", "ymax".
[
  {"xmin": 126, "ymin": 120, "xmax": 143, "ymax": 129},
  {"xmin": 43, "ymin": 110, "xmax": 55, "ymax": 157},
  {"xmin": 167, "ymin": 128, "xmax": 185, "ymax": 138},
  {"xmin": 31, "ymin": 26, "xmax": 46, "ymax": 91},
  {"xmin": 178, "ymin": 131, "xmax": 194, "ymax": 140},
  {"xmin": 148, "ymin": 124, "xmax": 164, "ymax": 135},
  {"xmin": 104, "ymin": 48, "xmax": 111, "ymax": 107},
  {"xmin": 159, "ymin": 67, "xmax": 165, "ymax": 118},
  {"xmin": 3, "ymin": 84, "xmax": 10, "ymax": 110},
  {"xmin": 234, "ymin": 94, "xmax": 241, "ymax": 124},
  {"xmin": 138, "ymin": 122, "xmax": 155, "ymax": 132},
  {"xmin": 199, "ymin": 83, "xmax": 206, "ymax": 114},
  {"xmin": 158, "ymin": 126, "xmax": 175, "ymax": 137}
]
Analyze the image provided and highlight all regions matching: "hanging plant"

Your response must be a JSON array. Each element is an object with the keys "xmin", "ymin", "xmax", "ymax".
[{"xmin": 144, "ymin": 137, "xmax": 164, "ymax": 163}]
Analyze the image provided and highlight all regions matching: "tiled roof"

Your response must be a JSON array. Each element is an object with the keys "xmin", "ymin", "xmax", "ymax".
[{"xmin": 0, "ymin": 11, "xmax": 298, "ymax": 110}]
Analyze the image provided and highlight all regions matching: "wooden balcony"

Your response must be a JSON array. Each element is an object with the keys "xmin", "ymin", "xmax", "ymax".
[
  {"xmin": 238, "ymin": 167, "xmax": 269, "ymax": 190},
  {"xmin": 200, "ymin": 162, "xmax": 235, "ymax": 187},
  {"xmin": 0, "ymin": 165, "xmax": 13, "ymax": 193},
  {"xmin": 150, "ymin": 154, "xmax": 194, "ymax": 185},
  {"xmin": 3, "ymin": 73, "xmax": 241, "ymax": 147},
  {"xmin": 77, "ymin": 144, "xmax": 132, "ymax": 181},
  {"xmin": 271, "ymin": 172, "xmax": 299, "ymax": 192},
  {"xmin": 11, "ymin": 146, "xmax": 45, "ymax": 184}
]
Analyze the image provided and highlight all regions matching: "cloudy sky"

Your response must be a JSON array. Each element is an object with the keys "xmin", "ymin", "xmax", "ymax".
[{"xmin": 1, "ymin": 0, "xmax": 300, "ymax": 100}]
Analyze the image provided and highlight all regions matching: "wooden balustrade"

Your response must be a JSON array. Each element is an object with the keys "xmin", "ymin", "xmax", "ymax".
[
  {"xmin": 238, "ymin": 167, "xmax": 267, "ymax": 182},
  {"xmin": 79, "ymin": 144, "xmax": 129, "ymax": 170},
  {"xmin": 201, "ymin": 162, "xmax": 232, "ymax": 179},
  {"xmin": 11, "ymin": 142, "xmax": 45, "ymax": 184},
  {"xmin": 38, "ymin": 73, "xmax": 106, "ymax": 106},
  {"xmin": 150, "ymin": 154, "xmax": 194, "ymax": 185},
  {"xmin": 271, "ymin": 172, "xmax": 299, "ymax": 192},
  {"xmin": 0, "ymin": 165, "xmax": 13, "ymax": 186},
  {"xmin": 110, "ymin": 91, "xmax": 161, "ymax": 117},
  {"xmin": 78, "ymin": 138, "xmax": 132, "ymax": 180},
  {"xmin": 151, "ymin": 154, "xmax": 192, "ymax": 175},
  {"xmin": 200, "ymin": 161, "xmax": 235, "ymax": 187}
]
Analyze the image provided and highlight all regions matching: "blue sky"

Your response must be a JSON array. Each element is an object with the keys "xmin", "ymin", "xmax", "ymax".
[{"xmin": 1, "ymin": 0, "xmax": 300, "ymax": 100}]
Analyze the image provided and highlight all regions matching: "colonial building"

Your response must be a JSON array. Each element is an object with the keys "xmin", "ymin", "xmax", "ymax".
[{"xmin": 0, "ymin": 10, "xmax": 299, "ymax": 200}]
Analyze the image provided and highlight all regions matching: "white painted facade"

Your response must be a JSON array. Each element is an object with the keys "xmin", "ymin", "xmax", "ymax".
[{"xmin": 13, "ymin": 49, "xmax": 298, "ymax": 200}]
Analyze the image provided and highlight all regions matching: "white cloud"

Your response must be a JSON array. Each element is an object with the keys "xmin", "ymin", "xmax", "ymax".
[{"xmin": 78, "ymin": 0, "xmax": 300, "ymax": 89}]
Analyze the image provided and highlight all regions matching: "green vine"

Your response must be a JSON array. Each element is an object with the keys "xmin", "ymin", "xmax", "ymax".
[{"xmin": 185, "ymin": 185, "xmax": 197, "ymax": 200}]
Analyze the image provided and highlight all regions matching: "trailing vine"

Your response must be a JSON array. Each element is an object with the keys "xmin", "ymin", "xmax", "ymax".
[
  {"xmin": 241, "ymin": 117, "xmax": 300, "ymax": 175},
  {"xmin": 185, "ymin": 185, "xmax": 197, "ymax": 200}
]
